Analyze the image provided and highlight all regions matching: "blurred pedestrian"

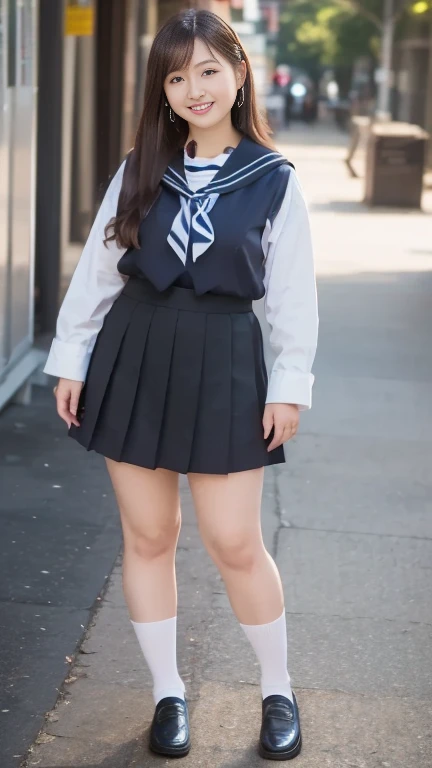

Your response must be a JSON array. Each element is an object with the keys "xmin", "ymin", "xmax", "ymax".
[
  {"xmin": 284, "ymin": 88, "xmax": 294, "ymax": 126},
  {"xmin": 273, "ymin": 65, "xmax": 293, "ymax": 129},
  {"xmin": 303, "ymin": 90, "xmax": 318, "ymax": 124},
  {"xmin": 46, "ymin": 8, "xmax": 318, "ymax": 761}
]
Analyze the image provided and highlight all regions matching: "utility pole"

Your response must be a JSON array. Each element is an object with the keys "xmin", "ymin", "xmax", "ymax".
[
  {"xmin": 337, "ymin": 0, "xmax": 409, "ymax": 120},
  {"xmin": 376, "ymin": 0, "xmax": 395, "ymax": 120},
  {"xmin": 425, "ymin": 14, "xmax": 432, "ymax": 165}
]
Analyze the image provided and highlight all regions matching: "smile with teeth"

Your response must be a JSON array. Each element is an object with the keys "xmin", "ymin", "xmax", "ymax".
[{"xmin": 189, "ymin": 102, "xmax": 213, "ymax": 112}]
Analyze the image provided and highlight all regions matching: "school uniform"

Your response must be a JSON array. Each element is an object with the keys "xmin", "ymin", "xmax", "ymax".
[{"xmin": 43, "ymin": 135, "xmax": 319, "ymax": 474}]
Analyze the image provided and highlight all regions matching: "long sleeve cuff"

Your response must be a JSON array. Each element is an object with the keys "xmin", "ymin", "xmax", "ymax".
[
  {"xmin": 265, "ymin": 369, "xmax": 315, "ymax": 411},
  {"xmin": 42, "ymin": 339, "xmax": 93, "ymax": 382}
]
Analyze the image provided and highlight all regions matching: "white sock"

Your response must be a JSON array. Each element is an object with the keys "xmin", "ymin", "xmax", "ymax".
[
  {"xmin": 239, "ymin": 608, "xmax": 293, "ymax": 703},
  {"xmin": 130, "ymin": 616, "xmax": 185, "ymax": 705}
]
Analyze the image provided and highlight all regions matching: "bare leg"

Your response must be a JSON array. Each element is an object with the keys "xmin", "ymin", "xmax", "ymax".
[
  {"xmin": 188, "ymin": 467, "xmax": 283, "ymax": 624},
  {"xmin": 105, "ymin": 459, "xmax": 185, "ymax": 704},
  {"xmin": 188, "ymin": 467, "xmax": 292, "ymax": 702},
  {"xmin": 105, "ymin": 459, "xmax": 181, "ymax": 621}
]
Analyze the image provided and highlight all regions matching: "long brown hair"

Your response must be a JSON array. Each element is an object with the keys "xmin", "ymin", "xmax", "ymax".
[{"xmin": 105, "ymin": 8, "xmax": 277, "ymax": 250}]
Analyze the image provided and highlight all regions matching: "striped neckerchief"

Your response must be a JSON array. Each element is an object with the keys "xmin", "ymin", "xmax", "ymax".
[{"xmin": 160, "ymin": 135, "xmax": 291, "ymax": 265}]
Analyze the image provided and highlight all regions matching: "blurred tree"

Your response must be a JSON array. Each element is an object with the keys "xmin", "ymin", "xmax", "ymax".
[
  {"xmin": 277, "ymin": 0, "xmax": 429, "ymax": 107},
  {"xmin": 277, "ymin": 0, "xmax": 379, "ymax": 95},
  {"xmin": 335, "ymin": 1, "xmax": 413, "ymax": 116}
]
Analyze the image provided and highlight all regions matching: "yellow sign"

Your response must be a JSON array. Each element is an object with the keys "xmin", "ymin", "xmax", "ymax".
[{"xmin": 65, "ymin": 0, "xmax": 95, "ymax": 37}]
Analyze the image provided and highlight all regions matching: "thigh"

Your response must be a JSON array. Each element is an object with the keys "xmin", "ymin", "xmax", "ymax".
[
  {"xmin": 187, "ymin": 468, "xmax": 265, "ymax": 548},
  {"xmin": 105, "ymin": 459, "xmax": 181, "ymax": 539}
]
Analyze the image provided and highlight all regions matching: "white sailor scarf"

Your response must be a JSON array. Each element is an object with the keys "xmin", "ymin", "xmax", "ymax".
[{"xmin": 160, "ymin": 135, "xmax": 293, "ymax": 266}]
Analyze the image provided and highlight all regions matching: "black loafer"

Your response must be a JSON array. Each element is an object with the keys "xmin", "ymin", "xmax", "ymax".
[
  {"xmin": 149, "ymin": 696, "xmax": 191, "ymax": 757},
  {"xmin": 258, "ymin": 692, "xmax": 302, "ymax": 760}
]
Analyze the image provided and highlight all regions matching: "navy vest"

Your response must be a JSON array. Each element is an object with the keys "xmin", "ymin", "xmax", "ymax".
[{"xmin": 117, "ymin": 135, "xmax": 293, "ymax": 300}]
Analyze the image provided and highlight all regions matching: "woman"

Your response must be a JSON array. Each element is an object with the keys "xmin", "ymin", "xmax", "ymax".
[{"xmin": 45, "ymin": 8, "xmax": 318, "ymax": 761}]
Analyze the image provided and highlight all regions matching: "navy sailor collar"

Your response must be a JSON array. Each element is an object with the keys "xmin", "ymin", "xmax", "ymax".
[
  {"xmin": 161, "ymin": 135, "xmax": 292, "ymax": 200},
  {"xmin": 159, "ymin": 136, "xmax": 293, "ymax": 266}
]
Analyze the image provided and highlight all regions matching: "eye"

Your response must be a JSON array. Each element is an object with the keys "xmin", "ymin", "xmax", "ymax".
[{"xmin": 169, "ymin": 69, "xmax": 217, "ymax": 84}]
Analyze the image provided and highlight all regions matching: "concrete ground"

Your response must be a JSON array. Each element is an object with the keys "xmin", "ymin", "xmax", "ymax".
[
  {"xmin": 12, "ymin": 122, "xmax": 432, "ymax": 767},
  {"xmin": 0, "ymin": 386, "xmax": 122, "ymax": 766}
]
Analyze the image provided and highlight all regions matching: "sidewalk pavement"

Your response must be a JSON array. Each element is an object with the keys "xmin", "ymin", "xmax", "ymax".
[
  {"xmin": 20, "ymin": 123, "xmax": 432, "ymax": 767},
  {"xmin": 0, "ymin": 385, "xmax": 122, "ymax": 766}
]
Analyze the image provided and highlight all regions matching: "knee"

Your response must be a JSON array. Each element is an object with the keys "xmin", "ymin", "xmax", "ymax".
[
  {"xmin": 207, "ymin": 533, "xmax": 261, "ymax": 572},
  {"xmin": 126, "ymin": 518, "xmax": 181, "ymax": 561}
]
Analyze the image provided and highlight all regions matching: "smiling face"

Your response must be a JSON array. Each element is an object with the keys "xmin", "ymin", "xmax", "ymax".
[{"xmin": 163, "ymin": 37, "xmax": 245, "ymax": 129}]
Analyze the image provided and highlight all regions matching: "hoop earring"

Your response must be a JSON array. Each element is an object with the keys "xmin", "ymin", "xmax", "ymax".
[
  {"xmin": 165, "ymin": 100, "xmax": 176, "ymax": 123},
  {"xmin": 237, "ymin": 85, "xmax": 244, "ymax": 107}
]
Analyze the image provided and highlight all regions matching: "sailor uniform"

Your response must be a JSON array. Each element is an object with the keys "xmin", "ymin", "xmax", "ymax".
[
  {"xmin": 43, "ymin": 135, "xmax": 319, "ymax": 474},
  {"xmin": 116, "ymin": 136, "xmax": 294, "ymax": 298},
  {"xmin": 161, "ymin": 143, "xmax": 293, "ymax": 265}
]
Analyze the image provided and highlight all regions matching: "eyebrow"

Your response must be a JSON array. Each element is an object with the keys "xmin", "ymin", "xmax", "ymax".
[
  {"xmin": 193, "ymin": 59, "xmax": 219, "ymax": 68},
  {"xmin": 170, "ymin": 58, "xmax": 220, "ymax": 74}
]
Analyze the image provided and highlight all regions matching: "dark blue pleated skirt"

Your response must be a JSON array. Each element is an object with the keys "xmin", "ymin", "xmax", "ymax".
[{"xmin": 68, "ymin": 277, "xmax": 286, "ymax": 474}]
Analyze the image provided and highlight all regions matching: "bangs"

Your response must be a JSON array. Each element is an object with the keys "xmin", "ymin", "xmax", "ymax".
[{"xmin": 163, "ymin": 32, "xmax": 215, "ymax": 78}]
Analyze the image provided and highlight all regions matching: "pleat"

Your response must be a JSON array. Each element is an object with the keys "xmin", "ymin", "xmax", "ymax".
[
  {"xmin": 69, "ymin": 278, "xmax": 286, "ymax": 474},
  {"xmin": 120, "ymin": 305, "xmax": 179, "ymax": 469},
  {"xmin": 249, "ymin": 311, "xmax": 286, "ymax": 467},
  {"xmin": 250, "ymin": 312, "xmax": 268, "ymax": 406},
  {"xmin": 89, "ymin": 302, "xmax": 154, "ymax": 460},
  {"xmin": 70, "ymin": 295, "xmax": 139, "ymax": 448},
  {"xmin": 229, "ymin": 312, "xmax": 267, "ymax": 471},
  {"xmin": 189, "ymin": 313, "xmax": 232, "ymax": 474},
  {"xmin": 155, "ymin": 310, "xmax": 206, "ymax": 474}
]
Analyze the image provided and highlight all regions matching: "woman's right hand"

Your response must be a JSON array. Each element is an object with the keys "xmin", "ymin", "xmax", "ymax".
[{"xmin": 53, "ymin": 378, "xmax": 84, "ymax": 428}]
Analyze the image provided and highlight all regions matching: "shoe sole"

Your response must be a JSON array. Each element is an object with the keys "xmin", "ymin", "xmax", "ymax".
[
  {"xmin": 258, "ymin": 732, "xmax": 302, "ymax": 760},
  {"xmin": 149, "ymin": 739, "xmax": 191, "ymax": 758}
]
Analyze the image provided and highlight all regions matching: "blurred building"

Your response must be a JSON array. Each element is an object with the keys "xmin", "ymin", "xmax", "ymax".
[
  {"xmin": 0, "ymin": 0, "xmax": 243, "ymax": 411},
  {"xmin": 393, "ymin": 10, "xmax": 432, "ymax": 135}
]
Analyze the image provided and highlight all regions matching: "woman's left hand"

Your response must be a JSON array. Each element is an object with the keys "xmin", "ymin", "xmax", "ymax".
[{"xmin": 263, "ymin": 403, "xmax": 299, "ymax": 451}]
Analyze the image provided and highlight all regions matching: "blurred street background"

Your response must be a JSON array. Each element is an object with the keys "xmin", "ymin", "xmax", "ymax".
[{"xmin": 0, "ymin": 1, "xmax": 431, "ymax": 767}]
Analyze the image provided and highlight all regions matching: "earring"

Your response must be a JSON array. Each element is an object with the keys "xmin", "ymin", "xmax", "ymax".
[
  {"xmin": 237, "ymin": 85, "xmax": 244, "ymax": 108},
  {"xmin": 165, "ymin": 100, "xmax": 175, "ymax": 122}
]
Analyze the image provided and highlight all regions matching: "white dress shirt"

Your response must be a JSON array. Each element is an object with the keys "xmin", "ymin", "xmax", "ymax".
[{"xmin": 43, "ymin": 149, "xmax": 319, "ymax": 410}]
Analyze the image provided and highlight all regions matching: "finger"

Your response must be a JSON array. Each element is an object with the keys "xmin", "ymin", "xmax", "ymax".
[
  {"xmin": 268, "ymin": 423, "xmax": 295, "ymax": 450},
  {"xmin": 57, "ymin": 393, "xmax": 72, "ymax": 420},
  {"xmin": 262, "ymin": 412, "xmax": 274, "ymax": 440},
  {"xmin": 61, "ymin": 412, "xmax": 78, "ymax": 429},
  {"xmin": 64, "ymin": 403, "xmax": 80, "ymax": 427},
  {"xmin": 262, "ymin": 410, "xmax": 274, "ymax": 440},
  {"xmin": 267, "ymin": 426, "xmax": 285, "ymax": 452},
  {"xmin": 57, "ymin": 393, "xmax": 69, "ymax": 414},
  {"xmin": 69, "ymin": 392, "xmax": 80, "ymax": 417},
  {"xmin": 57, "ymin": 403, "xmax": 72, "ymax": 427}
]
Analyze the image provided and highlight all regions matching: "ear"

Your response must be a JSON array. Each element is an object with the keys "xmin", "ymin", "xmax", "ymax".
[{"xmin": 237, "ymin": 60, "xmax": 247, "ymax": 88}]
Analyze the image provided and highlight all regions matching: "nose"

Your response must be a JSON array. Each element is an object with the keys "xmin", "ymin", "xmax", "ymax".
[
  {"xmin": 188, "ymin": 90, "xmax": 206, "ymax": 101},
  {"xmin": 187, "ymin": 78, "xmax": 205, "ymax": 101}
]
